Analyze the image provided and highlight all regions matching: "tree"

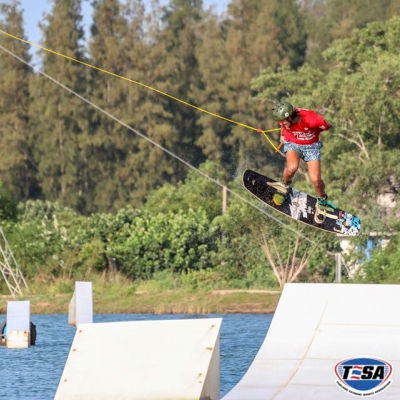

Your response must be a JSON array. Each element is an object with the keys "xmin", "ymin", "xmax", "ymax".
[
  {"xmin": 300, "ymin": 0, "xmax": 400, "ymax": 68},
  {"xmin": 29, "ymin": 0, "xmax": 90, "ymax": 212},
  {"xmin": 144, "ymin": 160, "xmax": 228, "ymax": 220},
  {"xmin": 221, "ymin": 0, "xmax": 307, "ymax": 175},
  {"xmin": 259, "ymin": 225, "xmax": 323, "ymax": 287},
  {"xmin": 122, "ymin": 0, "xmax": 186, "ymax": 206},
  {"xmin": 0, "ymin": 0, "xmax": 38, "ymax": 200},
  {"xmin": 223, "ymin": 0, "xmax": 278, "ymax": 172},
  {"xmin": 354, "ymin": 232, "xmax": 400, "ymax": 283},
  {"xmin": 88, "ymin": 0, "xmax": 192, "ymax": 210},
  {"xmin": 192, "ymin": 12, "xmax": 232, "ymax": 168},
  {"xmin": 272, "ymin": 0, "xmax": 307, "ymax": 70},
  {"xmin": 87, "ymin": 0, "xmax": 136, "ymax": 212},
  {"xmin": 157, "ymin": 0, "xmax": 205, "ymax": 170},
  {"xmin": 316, "ymin": 18, "xmax": 400, "ymax": 230}
]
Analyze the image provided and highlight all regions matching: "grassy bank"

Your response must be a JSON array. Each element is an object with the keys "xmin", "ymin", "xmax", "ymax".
[
  {"xmin": 0, "ymin": 273, "xmax": 282, "ymax": 314},
  {"xmin": 0, "ymin": 289, "xmax": 281, "ymax": 315}
]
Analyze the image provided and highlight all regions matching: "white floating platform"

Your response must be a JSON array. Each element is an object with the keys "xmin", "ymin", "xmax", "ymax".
[
  {"xmin": 55, "ymin": 318, "xmax": 221, "ymax": 400},
  {"xmin": 222, "ymin": 283, "xmax": 400, "ymax": 399}
]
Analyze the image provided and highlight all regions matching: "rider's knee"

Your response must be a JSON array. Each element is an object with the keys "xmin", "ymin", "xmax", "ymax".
[
  {"xmin": 286, "ymin": 163, "xmax": 299, "ymax": 176},
  {"xmin": 310, "ymin": 175, "xmax": 323, "ymax": 187}
]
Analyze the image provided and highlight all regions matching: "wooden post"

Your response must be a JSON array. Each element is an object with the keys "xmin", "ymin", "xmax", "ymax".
[
  {"xmin": 335, "ymin": 253, "xmax": 342, "ymax": 283},
  {"xmin": 222, "ymin": 186, "xmax": 227, "ymax": 214}
]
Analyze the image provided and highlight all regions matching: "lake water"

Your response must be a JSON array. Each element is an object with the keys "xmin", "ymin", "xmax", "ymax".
[{"xmin": 0, "ymin": 313, "xmax": 273, "ymax": 399}]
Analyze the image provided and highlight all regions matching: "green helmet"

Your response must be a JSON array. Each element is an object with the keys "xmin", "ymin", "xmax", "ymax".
[{"xmin": 273, "ymin": 101, "xmax": 295, "ymax": 121}]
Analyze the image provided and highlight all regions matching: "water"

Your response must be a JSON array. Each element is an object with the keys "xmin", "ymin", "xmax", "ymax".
[{"xmin": 0, "ymin": 313, "xmax": 273, "ymax": 399}]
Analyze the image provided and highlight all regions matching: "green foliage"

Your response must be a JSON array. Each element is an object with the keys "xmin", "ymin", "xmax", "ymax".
[
  {"xmin": 29, "ymin": 0, "xmax": 89, "ymax": 211},
  {"xmin": 181, "ymin": 268, "xmax": 226, "ymax": 291},
  {"xmin": 46, "ymin": 280, "xmax": 75, "ymax": 295},
  {"xmin": 305, "ymin": 236, "xmax": 342, "ymax": 283},
  {"xmin": 0, "ymin": 0, "xmax": 398, "ymax": 218},
  {"xmin": 108, "ymin": 208, "xmax": 218, "ymax": 279},
  {"xmin": 1, "ymin": 3, "xmax": 400, "ymax": 291},
  {"xmin": 250, "ymin": 16, "xmax": 400, "ymax": 237},
  {"xmin": 354, "ymin": 234, "xmax": 400, "ymax": 283},
  {"xmin": 138, "ymin": 270, "xmax": 180, "ymax": 292},
  {"xmin": 301, "ymin": 0, "xmax": 400, "ymax": 68},
  {"xmin": 17, "ymin": 199, "xmax": 76, "ymax": 222},
  {"xmin": 0, "ymin": 1, "xmax": 36, "ymax": 201},
  {"xmin": 3, "ymin": 219, "xmax": 64, "ymax": 280},
  {"xmin": 144, "ymin": 160, "xmax": 227, "ymax": 220},
  {"xmin": 2, "ymin": 200, "xmax": 87, "ymax": 282},
  {"xmin": 0, "ymin": 182, "xmax": 18, "ymax": 221},
  {"xmin": 273, "ymin": 0, "xmax": 307, "ymax": 70},
  {"xmin": 78, "ymin": 239, "xmax": 107, "ymax": 274},
  {"xmin": 211, "ymin": 189, "xmax": 282, "ymax": 287},
  {"xmin": 213, "ymin": 236, "xmax": 260, "ymax": 282},
  {"xmin": 6, "ymin": 205, "xmax": 76, "ymax": 277}
]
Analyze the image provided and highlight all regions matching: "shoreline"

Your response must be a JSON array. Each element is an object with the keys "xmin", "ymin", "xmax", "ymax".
[{"xmin": 0, "ymin": 289, "xmax": 282, "ymax": 315}]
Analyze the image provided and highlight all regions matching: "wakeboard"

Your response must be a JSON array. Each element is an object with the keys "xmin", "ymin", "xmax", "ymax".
[{"xmin": 243, "ymin": 169, "xmax": 361, "ymax": 236}]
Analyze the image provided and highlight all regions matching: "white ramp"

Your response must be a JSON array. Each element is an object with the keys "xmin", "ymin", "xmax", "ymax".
[
  {"xmin": 68, "ymin": 281, "xmax": 93, "ymax": 326},
  {"xmin": 55, "ymin": 318, "xmax": 221, "ymax": 400},
  {"xmin": 223, "ymin": 283, "xmax": 400, "ymax": 399},
  {"xmin": 6, "ymin": 300, "xmax": 31, "ymax": 348}
]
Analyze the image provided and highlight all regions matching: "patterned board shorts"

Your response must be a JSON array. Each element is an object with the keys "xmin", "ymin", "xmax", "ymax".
[{"xmin": 283, "ymin": 141, "xmax": 323, "ymax": 162}]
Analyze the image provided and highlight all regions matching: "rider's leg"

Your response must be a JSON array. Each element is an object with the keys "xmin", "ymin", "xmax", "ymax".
[
  {"xmin": 307, "ymin": 159, "xmax": 325, "ymax": 198},
  {"xmin": 283, "ymin": 150, "xmax": 300, "ymax": 185}
]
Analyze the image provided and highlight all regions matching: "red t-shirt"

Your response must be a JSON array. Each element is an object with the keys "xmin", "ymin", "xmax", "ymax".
[{"xmin": 279, "ymin": 108, "xmax": 330, "ymax": 145}]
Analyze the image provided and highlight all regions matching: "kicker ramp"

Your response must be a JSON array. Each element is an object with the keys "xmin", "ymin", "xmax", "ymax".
[
  {"xmin": 223, "ymin": 283, "xmax": 400, "ymax": 399},
  {"xmin": 55, "ymin": 318, "xmax": 221, "ymax": 400}
]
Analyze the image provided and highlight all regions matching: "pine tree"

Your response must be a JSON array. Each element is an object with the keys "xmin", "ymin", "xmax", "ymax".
[
  {"xmin": 222, "ymin": 0, "xmax": 307, "ymax": 174},
  {"xmin": 193, "ymin": 11, "xmax": 232, "ymax": 168},
  {"xmin": 157, "ymin": 0, "xmax": 205, "ymax": 172},
  {"xmin": 29, "ymin": 0, "xmax": 90, "ymax": 211},
  {"xmin": 120, "ymin": 0, "xmax": 186, "ymax": 206},
  {"xmin": 0, "ymin": 0, "xmax": 38, "ymax": 200},
  {"xmin": 88, "ymin": 0, "xmax": 156, "ymax": 211},
  {"xmin": 272, "ymin": 0, "xmax": 307, "ymax": 70},
  {"xmin": 301, "ymin": 0, "xmax": 400, "ymax": 68}
]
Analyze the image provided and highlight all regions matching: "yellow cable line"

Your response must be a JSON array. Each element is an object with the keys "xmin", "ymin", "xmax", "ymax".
[{"xmin": 0, "ymin": 29, "xmax": 281, "ymax": 151}]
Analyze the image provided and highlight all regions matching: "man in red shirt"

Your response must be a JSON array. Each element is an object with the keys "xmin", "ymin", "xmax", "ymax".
[{"xmin": 272, "ymin": 101, "xmax": 334, "ymax": 208}]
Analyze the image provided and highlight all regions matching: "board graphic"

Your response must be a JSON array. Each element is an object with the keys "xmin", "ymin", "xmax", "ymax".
[{"xmin": 243, "ymin": 169, "xmax": 361, "ymax": 236}]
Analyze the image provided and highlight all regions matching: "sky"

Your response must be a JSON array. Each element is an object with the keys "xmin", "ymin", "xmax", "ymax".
[{"xmin": 17, "ymin": 0, "xmax": 228, "ymax": 51}]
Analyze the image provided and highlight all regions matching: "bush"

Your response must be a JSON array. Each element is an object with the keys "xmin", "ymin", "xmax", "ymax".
[
  {"xmin": 181, "ymin": 268, "xmax": 227, "ymax": 291},
  {"xmin": 108, "ymin": 208, "xmax": 218, "ymax": 279}
]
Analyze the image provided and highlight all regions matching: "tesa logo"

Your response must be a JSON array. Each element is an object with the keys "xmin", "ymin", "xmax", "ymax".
[{"xmin": 334, "ymin": 356, "xmax": 393, "ymax": 397}]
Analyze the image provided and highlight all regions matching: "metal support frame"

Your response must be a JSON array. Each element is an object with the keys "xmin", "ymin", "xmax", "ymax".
[{"xmin": 0, "ymin": 228, "xmax": 29, "ymax": 297}]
